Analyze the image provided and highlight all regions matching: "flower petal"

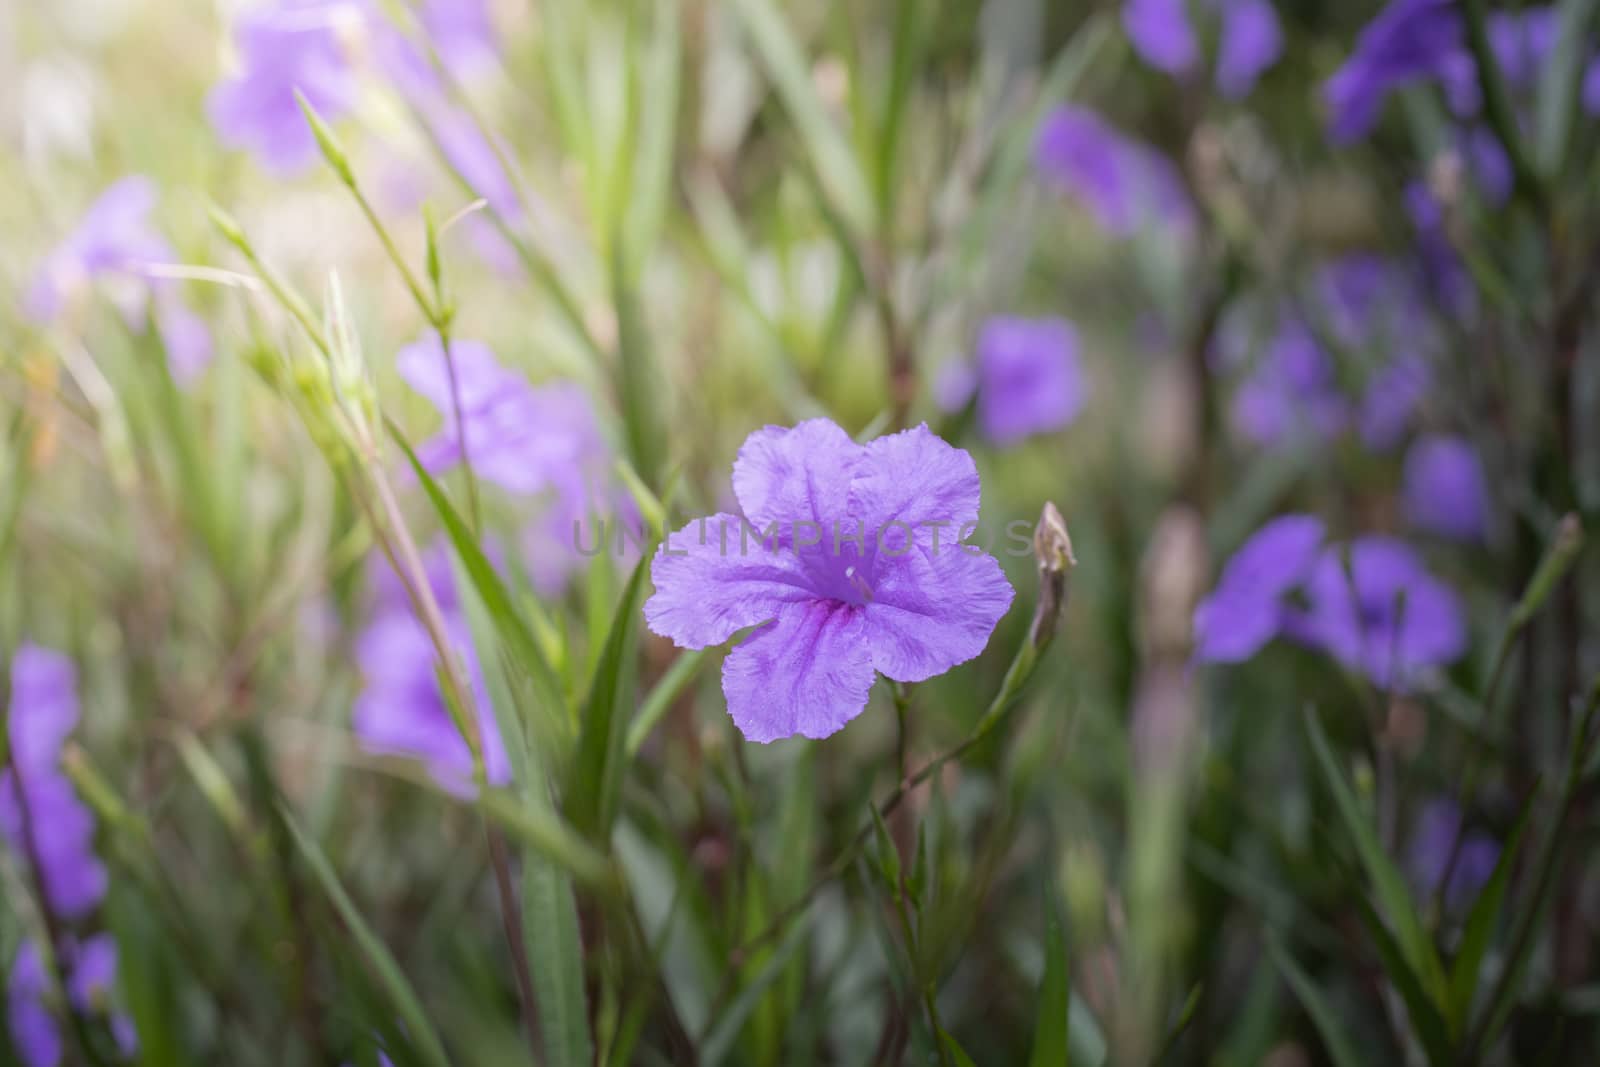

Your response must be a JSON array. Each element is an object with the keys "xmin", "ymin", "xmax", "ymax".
[
  {"xmin": 721, "ymin": 601, "xmax": 875, "ymax": 742},
  {"xmin": 731, "ymin": 420, "xmax": 862, "ymax": 531},
  {"xmin": 862, "ymin": 547, "xmax": 1015, "ymax": 682},
  {"xmin": 644, "ymin": 514, "xmax": 820, "ymax": 649},
  {"xmin": 850, "ymin": 424, "xmax": 982, "ymax": 540}
]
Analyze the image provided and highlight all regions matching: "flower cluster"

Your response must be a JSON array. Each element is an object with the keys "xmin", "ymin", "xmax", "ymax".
[
  {"xmin": 645, "ymin": 420, "xmax": 1015, "ymax": 742},
  {"xmin": 1, "ymin": 646, "xmax": 135, "ymax": 1067},
  {"xmin": 1194, "ymin": 516, "xmax": 1468, "ymax": 690},
  {"xmin": 1327, "ymin": 1, "xmax": 1600, "ymax": 197}
]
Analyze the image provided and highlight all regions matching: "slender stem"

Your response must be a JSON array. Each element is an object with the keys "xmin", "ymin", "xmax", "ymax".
[{"xmin": 892, "ymin": 681, "xmax": 911, "ymax": 782}]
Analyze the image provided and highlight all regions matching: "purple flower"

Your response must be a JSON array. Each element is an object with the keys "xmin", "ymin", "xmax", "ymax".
[
  {"xmin": 6, "ymin": 943, "xmax": 61, "ymax": 1067},
  {"xmin": 399, "ymin": 333, "xmax": 604, "ymax": 497},
  {"xmin": 1124, "ymin": 0, "xmax": 1283, "ymax": 99},
  {"xmin": 966, "ymin": 317, "xmax": 1088, "ymax": 446},
  {"xmin": 1194, "ymin": 515, "xmax": 1325, "ymax": 663},
  {"xmin": 0, "ymin": 646, "xmax": 108, "ymax": 921},
  {"xmin": 1229, "ymin": 317, "xmax": 1352, "ymax": 445},
  {"xmin": 1324, "ymin": 0, "xmax": 1473, "ymax": 144},
  {"xmin": 644, "ymin": 420, "xmax": 1015, "ymax": 743},
  {"xmin": 353, "ymin": 548, "xmax": 511, "ymax": 792},
  {"xmin": 1406, "ymin": 182, "xmax": 1475, "ymax": 316},
  {"xmin": 1291, "ymin": 537, "xmax": 1468, "ymax": 690},
  {"xmin": 25, "ymin": 178, "xmax": 214, "ymax": 385},
  {"xmin": 1405, "ymin": 434, "xmax": 1490, "ymax": 542},
  {"xmin": 1326, "ymin": 2, "xmax": 1600, "ymax": 145},
  {"xmin": 5, "ymin": 937, "xmax": 134, "ymax": 1067},
  {"xmin": 398, "ymin": 332, "xmax": 624, "ymax": 591},
  {"xmin": 1034, "ymin": 107, "xmax": 1194, "ymax": 236},
  {"xmin": 1408, "ymin": 799, "xmax": 1499, "ymax": 908},
  {"xmin": 1358, "ymin": 354, "xmax": 1431, "ymax": 451},
  {"xmin": 26, "ymin": 178, "xmax": 168, "ymax": 323},
  {"xmin": 208, "ymin": 1, "xmax": 363, "ymax": 175},
  {"xmin": 1123, "ymin": 0, "xmax": 1199, "ymax": 76}
]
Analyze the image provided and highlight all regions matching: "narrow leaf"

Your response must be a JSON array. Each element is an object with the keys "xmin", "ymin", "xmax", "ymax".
[
  {"xmin": 279, "ymin": 805, "xmax": 453, "ymax": 1067},
  {"xmin": 728, "ymin": 0, "xmax": 876, "ymax": 236},
  {"xmin": 1029, "ymin": 890, "xmax": 1072, "ymax": 1067},
  {"xmin": 1304, "ymin": 707, "xmax": 1448, "ymax": 1010},
  {"xmin": 567, "ymin": 553, "xmax": 652, "ymax": 839},
  {"xmin": 1267, "ymin": 935, "xmax": 1365, "ymax": 1067}
]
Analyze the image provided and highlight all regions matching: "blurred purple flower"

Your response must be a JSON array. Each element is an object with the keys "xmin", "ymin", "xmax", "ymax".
[
  {"xmin": 1408, "ymin": 799, "xmax": 1499, "ymax": 907},
  {"xmin": 1406, "ymin": 182, "xmax": 1475, "ymax": 316},
  {"xmin": 208, "ymin": 0, "xmax": 363, "ymax": 175},
  {"xmin": 1229, "ymin": 317, "xmax": 1352, "ymax": 445},
  {"xmin": 68, "ymin": 935, "xmax": 137, "ymax": 1057},
  {"xmin": 1324, "ymin": 0, "xmax": 1475, "ymax": 144},
  {"xmin": 958, "ymin": 316, "xmax": 1088, "ymax": 446},
  {"xmin": 0, "ymin": 645, "xmax": 108, "ymax": 921},
  {"xmin": 26, "ymin": 177, "xmax": 167, "ymax": 323},
  {"xmin": 1358, "ymin": 354, "xmax": 1431, "ymax": 451},
  {"xmin": 1194, "ymin": 515, "xmax": 1325, "ymax": 663},
  {"xmin": 6, "ymin": 943, "xmax": 61, "ymax": 1067},
  {"xmin": 1405, "ymin": 434, "xmax": 1490, "ymax": 542},
  {"xmin": 398, "ymin": 332, "xmax": 626, "ymax": 591},
  {"xmin": 6, "ymin": 936, "xmax": 135, "ymax": 1067},
  {"xmin": 1123, "ymin": 0, "xmax": 1199, "ymax": 76},
  {"xmin": 398, "ymin": 333, "xmax": 604, "ymax": 497},
  {"xmin": 1291, "ymin": 537, "xmax": 1468, "ymax": 690},
  {"xmin": 1034, "ymin": 107, "xmax": 1195, "ymax": 236},
  {"xmin": 1327, "ymin": 2, "xmax": 1600, "ymax": 145},
  {"xmin": 24, "ymin": 179, "xmax": 213, "ymax": 383},
  {"xmin": 353, "ymin": 548, "xmax": 510, "ymax": 792},
  {"xmin": 1124, "ymin": 0, "xmax": 1283, "ymax": 99},
  {"xmin": 645, "ymin": 420, "xmax": 1015, "ymax": 742}
]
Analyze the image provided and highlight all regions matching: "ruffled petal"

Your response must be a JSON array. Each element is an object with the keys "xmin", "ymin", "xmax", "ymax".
[
  {"xmin": 861, "ymin": 548, "xmax": 1015, "ymax": 682},
  {"xmin": 731, "ymin": 420, "xmax": 862, "ymax": 532},
  {"xmin": 721, "ymin": 600, "xmax": 875, "ymax": 742},
  {"xmin": 850, "ymin": 423, "xmax": 982, "ymax": 542},
  {"xmin": 644, "ymin": 514, "xmax": 821, "ymax": 649}
]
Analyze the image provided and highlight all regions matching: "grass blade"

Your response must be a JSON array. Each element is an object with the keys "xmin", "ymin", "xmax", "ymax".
[
  {"xmin": 1267, "ymin": 935, "xmax": 1365, "ymax": 1067},
  {"xmin": 1028, "ymin": 888, "xmax": 1072, "ymax": 1067},
  {"xmin": 279, "ymin": 805, "xmax": 453, "ymax": 1067},
  {"xmin": 1303, "ymin": 707, "xmax": 1448, "ymax": 1011},
  {"xmin": 728, "ymin": 0, "xmax": 876, "ymax": 236},
  {"xmin": 567, "ymin": 553, "xmax": 651, "ymax": 840}
]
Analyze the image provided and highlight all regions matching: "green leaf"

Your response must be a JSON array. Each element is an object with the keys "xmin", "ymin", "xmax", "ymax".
[
  {"xmin": 524, "ymin": 859, "xmax": 594, "ymax": 1067},
  {"xmin": 728, "ymin": 0, "xmax": 876, "ymax": 237},
  {"xmin": 451, "ymin": 552, "xmax": 596, "ymax": 1066},
  {"xmin": 1352, "ymin": 896, "xmax": 1452, "ymax": 1064},
  {"xmin": 627, "ymin": 648, "xmax": 710, "ymax": 756},
  {"xmin": 870, "ymin": 803, "xmax": 902, "ymax": 894},
  {"xmin": 279, "ymin": 805, "xmax": 453, "ymax": 1067},
  {"xmin": 567, "ymin": 553, "xmax": 652, "ymax": 839},
  {"xmin": 700, "ymin": 922, "xmax": 809, "ymax": 1067},
  {"xmin": 1534, "ymin": 0, "xmax": 1600, "ymax": 177},
  {"xmin": 621, "ymin": 0, "xmax": 680, "ymax": 276},
  {"xmin": 874, "ymin": 0, "xmax": 925, "ymax": 220},
  {"xmin": 1029, "ymin": 890, "xmax": 1072, "ymax": 1067},
  {"xmin": 391, "ymin": 426, "xmax": 566, "ymax": 745},
  {"xmin": 1303, "ymin": 707, "xmax": 1448, "ymax": 1011},
  {"xmin": 611, "ymin": 236, "xmax": 668, "ymax": 492},
  {"xmin": 1448, "ymin": 794, "xmax": 1536, "ymax": 1032},
  {"xmin": 1267, "ymin": 935, "xmax": 1365, "ymax": 1067},
  {"xmin": 940, "ymin": 1031, "xmax": 979, "ymax": 1067}
]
